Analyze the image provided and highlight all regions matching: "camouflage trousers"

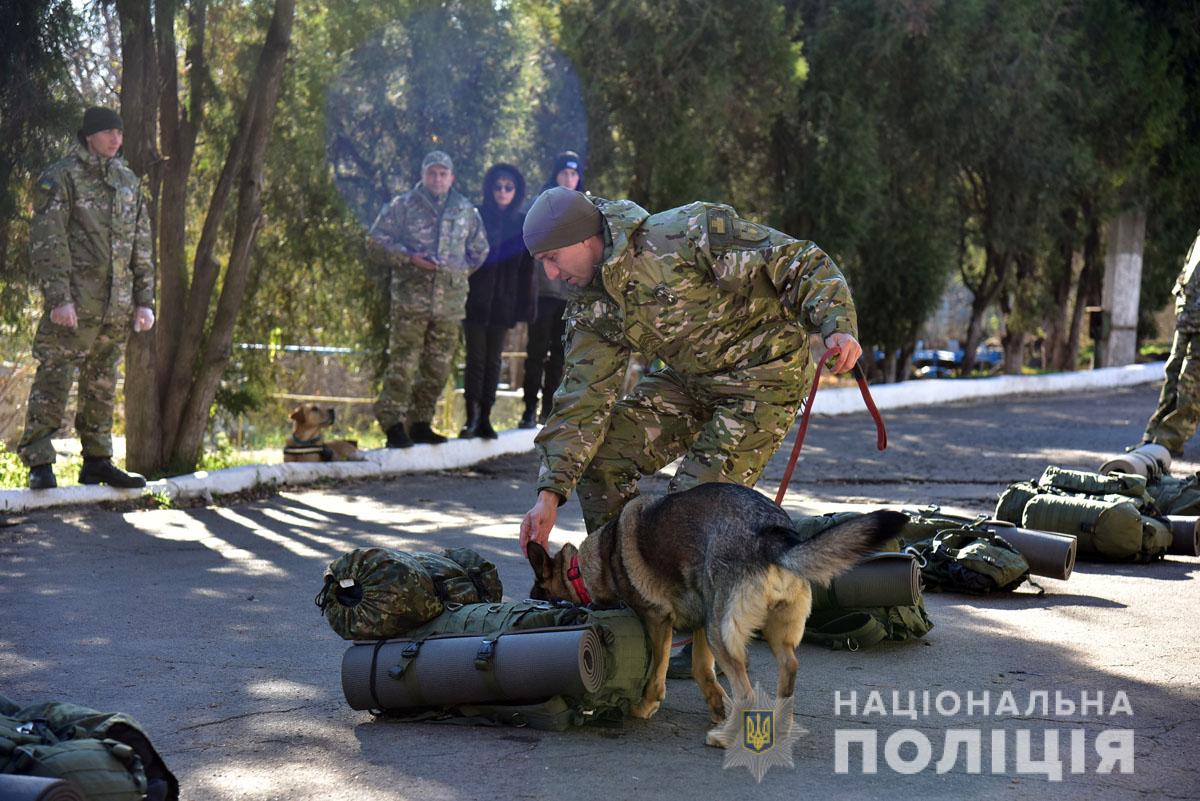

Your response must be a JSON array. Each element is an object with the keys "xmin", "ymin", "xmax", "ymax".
[
  {"xmin": 18, "ymin": 309, "xmax": 129, "ymax": 467},
  {"xmin": 1144, "ymin": 329, "xmax": 1200, "ymax": 454},
  {"xmin": 376, "ymin": 310, "xmax": 460, "ymax": 430},
  {"xmin": 576, "ymin": 364, "xmax": 809, "ymax": 532}
]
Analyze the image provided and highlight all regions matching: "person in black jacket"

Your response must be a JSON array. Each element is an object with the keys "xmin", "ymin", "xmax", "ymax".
[
  {"xmin": 520, "ymin": 151, "xmax": 585, "ymax": 428},
  {"xmin": 461, "ymin": 164, "xmax": 537, "ymax": 438}
]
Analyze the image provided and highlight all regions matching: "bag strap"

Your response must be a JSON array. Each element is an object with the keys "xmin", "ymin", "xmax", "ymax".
[{"xmin": 804, "ymin": 612, "xmax": 890, "ymax": 651}]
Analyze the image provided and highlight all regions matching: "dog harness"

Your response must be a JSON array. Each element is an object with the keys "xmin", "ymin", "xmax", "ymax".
[{"xmin": 284, "ymin": 435, "xmax": 333, "ymax": 461}]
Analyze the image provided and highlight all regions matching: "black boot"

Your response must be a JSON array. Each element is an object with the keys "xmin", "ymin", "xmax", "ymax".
[
  {"xmin": 477, "ymin": 405, "xmax": 498, "ymax": 440},
  {"xmin": 385, "ymin": 423, "xmax": 413, "ymax": 449},
  {"xmin": 518, "ymin": 402, "xmax": 538, "ymax": 429},
  {"xmin": 539, "ymin": 397, "xmax": 554, "ymax": 425},
  {"xmin": 79, "ymin": 458, "xmax": 147, "ymax": 489},
  {"xmin": 459, "ymin": 402, "xmax": 481, "ymax": 439},
  {"xmin": 409, "ymin": 422, "xmax": 447, "ymax": 444},
  {"xmin": 28, "ymin": 464, "xmax": 57, "ymax": 490}
]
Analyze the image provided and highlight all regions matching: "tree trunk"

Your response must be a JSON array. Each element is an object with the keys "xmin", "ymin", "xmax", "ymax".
[
  {"xmin": 1045, "ymin": 207, "xmax": 1079, "ymax": 371},
  {"xmin": 167, "ymin": 0, "xmax": 295, "ymax": 472},
  {"xmin": 960, "ymin": 245, "xmax": 1007, "ymax": 376},
  {"xmin": 1066, "ymin": 211, "xmax": 1104, "ymax": 371}
]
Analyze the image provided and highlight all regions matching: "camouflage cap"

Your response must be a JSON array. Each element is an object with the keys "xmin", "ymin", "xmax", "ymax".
[
  {"xmin": 523, "ymin": 187, "xmax": 602, "ymax": 255},
  {"xmin": 422, "ymin": 150, "xmax": 453, "ymax": 172}
]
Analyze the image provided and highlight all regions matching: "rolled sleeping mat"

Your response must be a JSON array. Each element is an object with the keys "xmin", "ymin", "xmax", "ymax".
[
  {"xmin": 342, "ymin": 627, "xmax": 606, "ymax": 712},
  {"xmin": 978, "ymin": 521, "xmax": 1077, "ymax": 580},
  {"xmin": 812, "ymin": 552, "xmax": 922, "ymax": 611},
  {"xmin": 1099, "ymin": 443, "xmax": 1171, "ymax": 479},
  {"xmin": 0, "ymin": 775, "xmax": 86, "ymax": 801},
  {"xmin": 1165, "ymin": 516, "xmax": 1200, "ymax": 557}
]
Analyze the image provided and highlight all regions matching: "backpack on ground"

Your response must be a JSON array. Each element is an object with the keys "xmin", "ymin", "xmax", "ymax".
[
  {"xmin": 0, "ymin": 695, "xmax": 178, "ymax": 801},
  {"xmin": 791, "ymin": 512, "xmax": 934, "ymax": 650},
  {"xmin": 315, "ymin": 547, "xmax": 503, "ymax": 640}
]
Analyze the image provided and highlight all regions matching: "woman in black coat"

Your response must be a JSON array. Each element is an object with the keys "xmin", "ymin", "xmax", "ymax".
[{"xmin": 460, "ymin": 164, "xmax": 537, "ymax": 438}]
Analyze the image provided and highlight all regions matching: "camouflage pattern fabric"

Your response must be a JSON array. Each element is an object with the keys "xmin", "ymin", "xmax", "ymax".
[
  {"xmin": 18, "ymin": 145, "xmax": 154, "ymax": 468},
  {"xmin": 1144, "ymin": 331, "xmax": 1200, "ymax": 453},
  {"xmin": 1170, "ymin": 228, "xmax": 1200, "ymax": 333},
  {"xmin": 368, "ymin": 185, "xmax": 488, "ymax": 428},
  {"xmin": 534, "ymin": 197, "xmax": 857, "ymax": 525}
]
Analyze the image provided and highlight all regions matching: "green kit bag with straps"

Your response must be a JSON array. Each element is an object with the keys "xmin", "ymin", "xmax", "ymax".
[
  {"xmin": 1022, "ymin": 494, "xmax": 1170, "ymax": 561},
  {"xmin": 901, "ymin": 524, "xmax": 1032, "ymax": 594},
  {"xmin": 0, "ymin": 695, "xmax": 178, "ymax": 801},
  {"xmin": 1146, "ymin": 473, "xmax": 1200, "ymax": 516},
  {"xmin": 341, "ymin": 601, "xmax": 651, "ymax": 730},
  {"xmin": 316, "ymin": 547, "xmax": 504, "ymax": 640},
  {"xmin": 791, "ymin": 512, "xmax": 934, "ymax": 650}
]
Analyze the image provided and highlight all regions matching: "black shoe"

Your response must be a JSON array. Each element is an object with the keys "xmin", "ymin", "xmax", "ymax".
[
  {"xmin": 459, "ymin": 403, "xmax": 481, "ymax": 439},
  {"xmin": 79, "ymin": 458, "xmax": 146, "ymax": 489},
  {"xmin": 477, "ymin": 410, "xmax": 498, "ymax": 440},
  {"xmin": 409, "ymin": 422, "xmax": 447, "ymax": 445},
  {"xmin": 539, "ymin": 401, "xmax": 553, "ymax": 425},
  {"xmin": 28, "ymin": 464, "xmax": 57, "ymax": 490},
  {"xmin": 385, "ymin": 423, "xmax": 413, "ymax": 449},
  {"xmin": 666, "ymin": 642, "xmax": 725, "ymax": 680},
  {"xmin": 518, "ymin": 405, "xmax": 537, "ymax": 429}
]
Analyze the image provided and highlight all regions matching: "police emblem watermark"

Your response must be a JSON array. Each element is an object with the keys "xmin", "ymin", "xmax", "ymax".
[
  {"xmin": 832, "ymin": 688, "xmax": 1136, "ymax": 779},
  {"xmin": 713, "ymin": 683, "xmax": 804, "ymax": 782}
]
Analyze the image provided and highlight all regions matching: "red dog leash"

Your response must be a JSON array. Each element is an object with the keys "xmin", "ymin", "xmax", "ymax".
[{"xmin": 774, "ymin": 348, "xmax": 887, "ymax": 507}]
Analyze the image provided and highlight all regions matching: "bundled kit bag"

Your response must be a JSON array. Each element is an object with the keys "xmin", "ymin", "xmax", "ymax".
[
  {"xmin": 340, "ymin": 601, "xmax": 651, "ymax": 730},
  {"xmin": 791, "ymin": 512, "xmax": 934, "ymax": 650},
  {"xmin": 315, "ymin": 547, "xmax": 503, "ymax": 640},
  {"xmin": 994, "ymin": 466, "xmax": 1173, "ymax": 562},
  {"xmin": 901, "ymin": 507, "xmax": 1076, "ymax": 581},
  {"xmin": 0, "ymin": 695, "xmax": 178, "ymax": 801}
]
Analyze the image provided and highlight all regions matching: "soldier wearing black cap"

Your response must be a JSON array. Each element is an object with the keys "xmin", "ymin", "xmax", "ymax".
[
  {"xmin": 18, "ymin": 106, "xmax": 156, "ymax": 490},
  {"xmin": 518, "ymin": 187, "xmax": 864, "ymax": 553}
]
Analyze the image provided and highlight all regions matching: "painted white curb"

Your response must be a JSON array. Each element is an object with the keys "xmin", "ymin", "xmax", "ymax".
[
  {"xmin": 1, "ymin": 428, "xmax": 537, "ymax": 514},
  {"xmin": 811, "ymin": 361, "xmax": 1165, "ymax": 416},
  {"xmin": 0, "ymin": 361, "xmax": 1164, "ymax": 514}
]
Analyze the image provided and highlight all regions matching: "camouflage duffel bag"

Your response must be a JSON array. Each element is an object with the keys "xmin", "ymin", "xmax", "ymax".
[
  {"xmin": 316, "ymin": 547, "xmax": 503, "ymax": 640},
  {"xmin": 1021, "ymin": 495, "xmax": 1170, "ymax": 562},
  {"xmin": 0, "ymin": 694, "xmax": 178, "ymax": 801},
  {"xmin": 341, "ymin": 601, "xmax": 650, "ymax": 730}
]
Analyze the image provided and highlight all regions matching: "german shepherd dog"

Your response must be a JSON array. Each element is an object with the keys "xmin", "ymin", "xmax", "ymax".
[{"xmin": 526, "ymin": 482, "xmax": 907, "ymax": 745}]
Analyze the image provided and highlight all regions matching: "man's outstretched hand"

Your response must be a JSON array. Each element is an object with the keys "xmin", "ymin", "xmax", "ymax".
[{"xmin": 520, "ymin": 490, "xmax": 561, "ymax": 556}]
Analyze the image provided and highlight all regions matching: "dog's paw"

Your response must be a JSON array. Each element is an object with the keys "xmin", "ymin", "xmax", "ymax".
[
  {"xmin": 630, "ymin": 699, "xmax": 661, "ymax": 719},
  {"xmin": 705, "ymin": 727, "xmax": 728, "ymax": 749}
]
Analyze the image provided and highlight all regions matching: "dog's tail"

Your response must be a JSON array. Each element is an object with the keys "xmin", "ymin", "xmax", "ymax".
[{"xmin": 774, "ymin": 510, "xmax": 909, "ymax": 586}]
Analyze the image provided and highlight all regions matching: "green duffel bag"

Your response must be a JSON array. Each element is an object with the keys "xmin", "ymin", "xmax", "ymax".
[
  {"xmin": 995, "ymin": 481, "xmax": 1039, "ymax": 524},
  {"xmin": 343, "ymin": 601, "xmax": 650, "ymax": 730},
  {"xmin": 1037, "ymin": 466, "xmax": 1151, "ymax": 504},
  {"xmin": 316, "ymin": 547, "xmax": 504, "ymax": 640},
  {"xmin": 0, "ymin": 695, "xmax": 178, "ymax": 801},
  {"xmin": 1147, "ymin": 473, "xmax": 1200, "ymax": 516},
  {"xmin": 1022, "ymin": 495, "xmax": 1170, "ymax": 561}
]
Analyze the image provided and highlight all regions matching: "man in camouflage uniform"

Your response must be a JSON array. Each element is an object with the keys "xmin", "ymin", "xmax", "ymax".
[
  {"xmin": 1141, "ymin": 228, "xmax": 1200, "ymax": 456},
  {"xmin": 18, "ymin": 107, "xmax": 155, "ymax": 490},
  {"xmin": 518, "ymin": 187, "xmax": 863, "ymax": 551},
  {"xmin": 367, "ymin": 150, "xmax": 489, "ymax": 447}
]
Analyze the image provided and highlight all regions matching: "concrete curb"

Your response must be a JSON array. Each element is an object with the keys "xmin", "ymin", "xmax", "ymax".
[
  {"xmin": 0, "ymin": 362, "xmax": 1164, "ymax": 514},
  {"xmin": 0, "ymin": 428, "xmax": 538, "ymax": 514}
]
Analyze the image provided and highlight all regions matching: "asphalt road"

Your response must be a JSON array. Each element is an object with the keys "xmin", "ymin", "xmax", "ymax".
[{"xmin": 1, "ymin": 382, "xmax": 1197, "ymax": 800}]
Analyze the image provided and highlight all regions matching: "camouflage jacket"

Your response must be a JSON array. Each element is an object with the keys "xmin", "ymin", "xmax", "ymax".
[
  {"xmin": 1173, "ymin": 228, "xmax": 1200, "ymax": 332},
  {"xmin": 30, "ymin": 145, "xmax": 155, "ymax": 319},
  {"xmin": 367, "ymin": 184, "xmax": 489, "ymax": 318},
  {"xmin": 535, "ymin": 197, "xmax": 858, "ymax": 499}
]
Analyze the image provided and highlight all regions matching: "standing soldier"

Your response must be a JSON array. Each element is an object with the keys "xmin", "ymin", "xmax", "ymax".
[
  {"xmin": 1140, "ymin": 228, "xmax": 1200, "ymax": 456},
  {"xmin": 368, "ymin": 150, "xmax": 489, "ymax": 447},
  {"xmin": 19, "ymin": 106, "xmax": 155, "ymax": 490}
]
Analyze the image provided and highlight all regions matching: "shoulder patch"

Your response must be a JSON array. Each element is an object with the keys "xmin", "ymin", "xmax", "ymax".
[
  {"xmin": 707, "ymin": 207, "xmax": 770, "ymax": 248},
  {"xmin": 33, "ymin": 177, "xmax": 58, "ymax": 214}
]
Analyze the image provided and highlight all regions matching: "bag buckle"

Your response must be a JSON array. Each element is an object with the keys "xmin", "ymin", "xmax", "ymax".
[{"xmin": 474, "ymin": 639, "xmax": 497, "ymax": 671}]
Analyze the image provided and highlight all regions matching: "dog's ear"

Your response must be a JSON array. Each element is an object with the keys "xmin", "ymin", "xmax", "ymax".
[
  {"xmin": 289, "ymin": 405, "xmax": 305, "ymax": 422},
  {"xmin": 526, "ymin": 542, "xmax": 555, "ymax": 582}
]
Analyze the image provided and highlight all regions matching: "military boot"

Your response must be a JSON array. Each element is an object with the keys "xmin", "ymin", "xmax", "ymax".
[
  {"xmin": 79, "ymin": 458, "xmax": 147, "ymax": 489},
  {"xmin": 477, "ymin": 404, "xmax": 498, "ymax": 440},
  {"xmin": 409, "ymin": 422, "xmax": 447, "ymax": 445},
  {"xmin": 518, "ymin": 402, "xmax": 538, "ymax": 429},
  {"xmin": 385, "ymin": 423, "xmax": 413, "ymax": 449},
  {"xmin": 28, "ymin": 464, "xmax": 57, "ymax": 490},
  {"xmin": 459, "ymin": 402, "xmax": 481, "ymax": 439}
]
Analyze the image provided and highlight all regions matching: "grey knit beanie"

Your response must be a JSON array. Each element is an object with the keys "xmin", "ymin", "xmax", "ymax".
[{"xmin": 523, "ymin": 187, "xmax": 602, "ymax": 255}]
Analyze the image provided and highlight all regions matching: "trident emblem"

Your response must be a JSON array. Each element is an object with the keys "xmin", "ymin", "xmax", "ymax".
[{"xmin": 743, "ymin": 709, "xmax": 774, "ymax": 753}]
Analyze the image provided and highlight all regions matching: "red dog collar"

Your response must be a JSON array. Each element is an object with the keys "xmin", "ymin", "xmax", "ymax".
[{"xmin": 567, "ymin": 554, "xmax": 592, "ymax": 606}]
